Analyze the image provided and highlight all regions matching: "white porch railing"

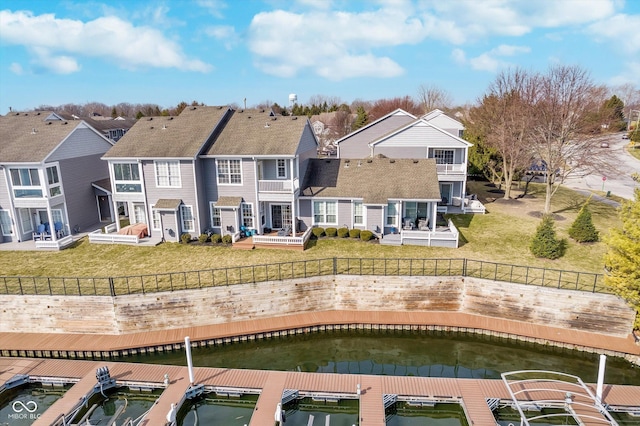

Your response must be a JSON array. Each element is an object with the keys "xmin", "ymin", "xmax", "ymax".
[
  {"xmin": 88, "ymin": 226, "xmax": 140, "ymax": 244},
  {"xmin": 34, "ymin": 235, "xmax": 74, "ymax": 249},
  {"xmin": 436, "ymin": 164, "xmax": 465, "ymax": 174},
  {"xmin": 258, "ymin": 177, "xmax": 300, "ymax": 192},
  {"xmin": 463, "ymin": 197, "xmax": 486, "ymax": 214},
  {"xmin": 252, "ymin": 227, "xmax": 312, "ymax": 246},
  {"xmin": 400, "ymin": 219, "xmax": 459, "ymax": 247}
]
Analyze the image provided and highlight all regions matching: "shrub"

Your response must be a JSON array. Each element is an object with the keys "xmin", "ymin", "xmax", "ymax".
[
  {"xmin": 568, "ymin": 203, "xmax": 599, "ymax": 243},
  {"xmin": 198, "ymin": 233, "xmax": 209, "ymax": 244},
  {"xmin": 360, "ymin": 230, "xmax": 374, "ymax": 241},
  {"xmin": 530, "ymin": 215, "xmax": 567, "ymax": 259},
  {"xmin": 337, "ymin": 227, "xmax": 349, "ymax": 238},
  {"xmin": 312, "ymin": 227, "xmax": 325, "ymax": 238},
  {"xmin": 325, "ymin": 227, "xmax": 337, "ymax": 237},
  {"xmin": 180, "ymin": 233, "xmax": 192, "ymax": 244},
  {"xmin": 210, "ymin": 233, "xmax": 222, "ymax": 244},
  {"xmin": 221, "ymin": 234, "xmax": 233, "ymax": 244},
  {"xmin": 349, "ymin": 228, "xmax": 361, "ymax": 238}
]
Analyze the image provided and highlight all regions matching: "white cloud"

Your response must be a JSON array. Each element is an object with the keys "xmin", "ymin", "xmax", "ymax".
[
  {"xmin": 204, "ymin": 25, "xmax": 239, "ymax": 50},
  {"xmin": 9, "ymin": 62, "xmax": 23, "ymax": 75},
  {"xmin": 0, "ymin": 10, "xmax": 212, "ymax": 74},
  {"xmin": 247, "ymin": 6, "xmax": 424, "ymax": 80},
  {"xmin": 454, "ymin": 44, "xmax": 530, "ymax": 72},
  {"xmin": 195, "ymin": 0, "xmax": 228, "ymax": 19},
  {"xmin": 587, "ymin": 13, "xmax": 640, "ymax": 55}
]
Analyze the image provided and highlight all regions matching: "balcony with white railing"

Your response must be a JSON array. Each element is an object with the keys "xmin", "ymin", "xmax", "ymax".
[
  {"xmin": 435, "ymin": 163, "xmax": 466, "ymax": 175},
  {"xmin": 258, "ymin": 177, "xmax": 300, "ymax": 193}
]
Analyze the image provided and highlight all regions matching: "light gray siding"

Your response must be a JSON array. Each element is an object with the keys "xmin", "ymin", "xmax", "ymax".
[
  {"xmin": 375, "ymin": 146, "xmax": 427, "ymax": 158},
  {"xmin": 298, "ymin": 200, "xmax": 312, "ymax": 230},
  {"xmin": 338, "ymin": 115, "xmax": 414, "ymax": 159},
  {"xmin": 365, "ymin": 205, "xmax": 384, "ymax": 233},
  {"xmin": 143, "ymin": 160, "xmax": 200, "ymax": 234},
  {"xmin": 297, "ymin": 124, "xmax": 319, "ymax": 175},
  {"xmin": 160, "ymin": 211, "xmax": 179, "ymax": 242},
  {"xmin": 58, "ymin": 153, "xmax": 110, "ymax": 230},
  {"xmin": 48, "ymin": 124, "xmax": 113, "ymax": 161}
]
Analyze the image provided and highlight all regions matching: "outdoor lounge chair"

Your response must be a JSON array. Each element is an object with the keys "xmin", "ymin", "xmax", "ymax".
[
  {"xmin": 32, "ymin": 224, "xmax": 46, "ymax": 240},
  {"xmin": 54, "ymin": 221, "xmax": 64, "ymax": 238},
  {"xmin": 277, "ymin": 226, "xmax": 291, "ymax": 237}
]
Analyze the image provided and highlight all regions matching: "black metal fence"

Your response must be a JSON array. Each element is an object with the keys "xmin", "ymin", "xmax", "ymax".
[{"xmin": 0, "ymin": 257, "xmax": 607, "ymax": 297}]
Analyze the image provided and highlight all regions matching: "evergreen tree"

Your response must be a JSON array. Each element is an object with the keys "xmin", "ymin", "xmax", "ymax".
[
  {"xmin": 604, "ymin": 176, "xmax": 640, "ymax": 328},
  {"xmin": 111, "ymin": 107, "xmax": 117, "ymax": 119},
  {"xmin": 568, "ymin": 201, "xmax": 599, "ymax": 242},
  {"xmin": 530, "ymin": 215, "xmax": 567, "ymax": 259},
  {"xmin": 135, "ymin": 111, "xmax": 145, "ymax": 119},
  {"xmin": 352, "ymin": 105, "xmax": 368, "ymax": 130}
]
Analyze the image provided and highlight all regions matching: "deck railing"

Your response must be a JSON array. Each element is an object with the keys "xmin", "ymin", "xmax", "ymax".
[{"xmin": 0, "ymin": 258, "xmax": 607, "ymax": 297}]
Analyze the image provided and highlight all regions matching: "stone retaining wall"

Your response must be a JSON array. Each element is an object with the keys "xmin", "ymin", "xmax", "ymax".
[{"xmin": 0, "ymin": 276, "xmax": 634, "ymax": 337}]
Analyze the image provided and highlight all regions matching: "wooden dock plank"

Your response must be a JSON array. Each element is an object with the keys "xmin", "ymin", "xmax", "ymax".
[
  {"xmin": 249, "ymin": 370, "xmax": 287, "ymax": 426},
  {"xmin": 2, "ymin": 357, "xmax": 640, "ymax": 425}
]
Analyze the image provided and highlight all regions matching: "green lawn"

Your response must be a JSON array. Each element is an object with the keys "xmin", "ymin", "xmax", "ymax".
[{"xmin": 0, "ymin": 182, "xmax": 622, "ymax": 278}]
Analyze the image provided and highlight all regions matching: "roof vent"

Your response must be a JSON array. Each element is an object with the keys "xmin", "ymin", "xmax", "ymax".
[
  {"xmin": 169, "ymin": 117, "xmax": 174, "ymax": 120},
  {"xmin": 37, "ymin": 112, "xmax": 41, "ymax": 115},
  {"xmin": 367, "ymin": 158, "xmax": 373, "ymax": 163},
  {"xmin": 150, "ymin": 126, "xmax": 154, "ymax": 129},
  {"xmin": 147, "ymin": 117, "xmax": 153, "ymax": 121},
  {"xmin": 264, "ymin": 122, "xmax": 270, "ymax": 128},
  {"xmin": 47, "ymin": 122, "xmax": 52, "ymax": 125},
  {"xmin": 31, "ymin": 128, "xmax": 37, "ymax": 134},
  {"xmin": 413, "ymin": 159, "xmax": 419, "ymax": 163},
  {"xmin": 62, "ymin": 121, "xmax": 67, "ymax": 125},
  {"xmin": 191, "ymin": 106, "xmax": 197, "ymax": 110},
  {"xmin": 357, "ymin": 160, "xmax": 362, "ymax": 167},
  {"xmin": 271, "ymin": 116, "xmax": 277, "ymax": 121},
  {"xmin": 291, "ymin": 116, "xmax": 298, "ymax": 120},
  {"xmin": 389, "ymin": 159, "xmax": 395, "ymax": 163},
  {"xmin": 162, "ymin": 124, "xmax": 167, "ymax": 130}
]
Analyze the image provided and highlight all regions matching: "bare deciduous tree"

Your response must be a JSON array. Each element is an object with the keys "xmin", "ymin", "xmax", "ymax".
[
  {"xmin": 531, "ymin": 65, "xmax": 611, "ymax": 213},
  {"xmin": 472, "ymin": 68, "xmax": 538, "ymax": 199},
  {"xmin": 417, "ymin": 84, "xmax": 453, "ymax": 114}
]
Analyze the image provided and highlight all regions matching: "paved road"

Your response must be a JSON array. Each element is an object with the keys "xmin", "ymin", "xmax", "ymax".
[{"xmin": 563, "ymin": 132, "xmax": 639, "ymax": 200}]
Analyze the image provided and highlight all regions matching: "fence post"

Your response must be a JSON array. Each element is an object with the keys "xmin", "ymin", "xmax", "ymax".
[
  {"xmin": 109, "ymin": 278, "xmax": 116, "ymax": 297},
  {"xmin": 333, "ymin": 257, "xmax": 337, "ymax": 275},
  {"xmin": 462, "ymin": 258, "xmax": 467, "ymax": 277}
]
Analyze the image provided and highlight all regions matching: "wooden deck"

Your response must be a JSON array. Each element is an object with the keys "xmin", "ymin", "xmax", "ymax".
[
  {"xmin": 1, "ymin": 311, "xmax": 638, "ymax": 358},
  {"xmin": 1, "ymin": 358, "xmax": 638, "ymax": 426}
]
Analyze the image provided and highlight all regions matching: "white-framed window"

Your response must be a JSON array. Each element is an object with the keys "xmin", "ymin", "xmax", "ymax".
[
  {"xmin": 276, "ymin": 159, "xmax": 287, "ymax": 178},
  {"xmin": 241, "ymin": 203, "xmax": 254, "ymax": 228},
  {"xmin": 313, "ymin": 201, "xmax": 337, "ymax": 225},
  {"xmin": 180, "ymin": 205, "xmax": 195, "ymax": 232},
  {"xmin": 10, "ymin": 168, "xmax": 43, "ymax": 198},
  {"xmin": 155, "ymin": 161, "xmax": 181, "ymax": 188},
  {"xmin": 46, "ymin": 166, "xmax": 62, "ymax": 197},
  {"xmin": 217, "ymin": 159, "xmax": 242, "ymax": 184},
  {"xmin": 18, "ymin": 209, "xmax": 32, "ymax": 233},
  {"xmin": 152, "ymin": 210, "xmax": 161, "ymax": 230},
  {"xmin": 353, "ymin": 202, "xmax": 363, "ymax": 226},
  {"xmin": 133, "ymin": 203, "xmax": 146, "ymax": 224},
  {"xmin": 113, "ymin": 163, "xmax": 142, "ymax": 193},
  {"xmin": 51, "ymin": 209, "xmax": 63, "ymax": 226},
  {"xmin": 210, "ymin": 203, "xmax": 221, "ymax": 227},
  {"xmin": 386, "ymin": 202, "xmax": 398, "ymax": 226},
  {"xmin": 0, "ymin": 210, "xmax": 13, "ymax": 236},
  {"xmin": 434, "ymin": 149, "xmax": 454, "ymax": 164}
]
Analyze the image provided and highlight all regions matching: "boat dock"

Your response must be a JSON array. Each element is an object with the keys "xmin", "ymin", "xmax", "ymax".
[{"xmin": 2, "ymin": 357, "xmax": 639, "ymax": 425}]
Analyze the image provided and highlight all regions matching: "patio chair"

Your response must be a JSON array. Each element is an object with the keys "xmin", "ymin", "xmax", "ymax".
[
  {"xmin": 277, "ymin": 226, "xmax": 291, "ymax": 237},
  {"xmin": 54, "ymin": 221, "xmax": 64, "ymax": 238},
  {"xmin": 32, "ymin": 224, "xmax": 46, "ymax": 240}
]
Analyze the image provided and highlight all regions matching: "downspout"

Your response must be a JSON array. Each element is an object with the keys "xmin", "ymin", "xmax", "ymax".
[
  {"xmin": 253, "ymin": 157, "xmax": 260, "ymax": 233},
  {"xmin": 2, "ymin": 166, "xmax": 19, "ymax": 240},
  {"xmin": 107, "ymin": 162, "xmax": 120, "ymax": 231},
  {"xmin": 290, "ymin": 158, "xmax": 296, "ymax": 235},
  {"xmin": 192, "ymin": 160, "xmax": 201, "ymax": 236},
  {"xmin": 138, "ymin": 160, "xmax": 149, "ymax": 230}
]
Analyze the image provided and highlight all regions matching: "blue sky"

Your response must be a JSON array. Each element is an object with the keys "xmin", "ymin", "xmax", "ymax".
[{"xmin": 1, "ymin": 0, "xmax": 639, "ymax": 115}]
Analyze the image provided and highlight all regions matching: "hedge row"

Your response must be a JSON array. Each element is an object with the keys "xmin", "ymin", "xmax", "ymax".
[{"xmin": 311, "ymin": 227, "xmax": 375, "ymax": 242}]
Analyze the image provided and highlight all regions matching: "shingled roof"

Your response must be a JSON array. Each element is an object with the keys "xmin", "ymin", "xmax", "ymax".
[
  {"xmin": 0, "ymin": 111, "xmax": 87, "ymax": 163},
  {"xmin": 301, "ymin": 158, "xmax": 441, "ymax": 204},
  {"xmin": 204, "ymin": 109, "xmax": 310, "ymax": 157},
  {"xmin": 103, "ymin": 106, "xmax": 231, "ymax": 159}
]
